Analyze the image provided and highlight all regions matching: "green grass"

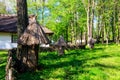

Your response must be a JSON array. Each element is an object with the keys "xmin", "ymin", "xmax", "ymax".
[
  {"xmin": 1, "ymin": 44, "xmax": 120, "ymax": 80},
  {"xmin": 0, "ymin": 51, "xmax": 7, "ymax": 80}
]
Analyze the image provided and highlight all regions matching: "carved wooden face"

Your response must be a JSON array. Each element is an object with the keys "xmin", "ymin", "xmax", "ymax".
[{"xmin": 29, "ymin": 15, "xmax": 36, "ymax": 24}]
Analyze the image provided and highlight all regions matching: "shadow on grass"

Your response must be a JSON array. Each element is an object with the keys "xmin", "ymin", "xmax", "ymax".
[
  {"xmin": 43, "ymin": 59, "xmax": 85, "ymax": 70},
  {"xmin": 40, "ymin": 47, "xmax": 105, "ymax": 61},
  {"xmin": 0, "ymin": 53, "xmax": 8, "ymax": 59},
  {"xmin": 0, "ymin": 65, "xmax": 6, "ymax": 80},
  {"xmin": 2, "ymin": 46, "xmax": 118, "ymax": 80},
  {"xmin": 95, "ymin": 63, "xmax": 120, "ymax": 70},
  {"xmin": 40, "ymin": 52, "xmax": 60, "ymax": 60},
  {"xmin": 17, "ymin": 72, "xmax": 44, "ymax": 80},
  {"xmin": 40, "ymin": 48, "xmax": 105, "ymax": 69}
]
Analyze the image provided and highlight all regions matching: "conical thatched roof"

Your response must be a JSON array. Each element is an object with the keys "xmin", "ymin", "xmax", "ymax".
[
  {"xmin": 18, "ymin": 15, "xmax": 50, "ymax": 45},
  {"xmin": 55, "ymin": 36, "xmax": 67, "ymax": 46},
  {"xmin": 42, "ymin": 26, "xmax": 54, "ymax": 35}
]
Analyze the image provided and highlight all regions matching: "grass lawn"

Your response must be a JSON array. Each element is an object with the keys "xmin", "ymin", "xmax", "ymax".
[
  {"xmin": 0, "ymin": 50, "xmax": 7, "ymax": 80},
  {"xmin": 1, "ymin": 44, "xmax": 120, "ymax": 80}
]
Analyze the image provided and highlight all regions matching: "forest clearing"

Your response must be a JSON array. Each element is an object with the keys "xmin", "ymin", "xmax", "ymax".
[
  {"xmin": 1, "ymin": 44, "xmax": 120, "ymax": 80},
  {"xmin": 1, "ymin": 0, "xmax": 120, "ymax": 80}
]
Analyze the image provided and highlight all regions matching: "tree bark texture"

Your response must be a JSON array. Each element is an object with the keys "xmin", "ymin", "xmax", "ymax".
[
  {"xmin": 91, "ymin": 0, "xmax": 94, "ymax": 38},
  {"xmin": 16, "ymin": 0, "xmax": 38, "ymax": 72},
  {"xmin": 17, "ymin": 0, "xmax": 28, "ymax": 37},
  {"xmin": 87, "ymin": 0, "xmax": 95, "ymax": 49},
  {"xmin": 117, "ymin": 5, "xmax": 120, "ymax": 44},
  {"xmin": 17, "ymin": 0, "xmax": 29, "ymax": 72},
  {"xmin": 87, "ymin": 0, "xmax": 91, "ymax": 39}
]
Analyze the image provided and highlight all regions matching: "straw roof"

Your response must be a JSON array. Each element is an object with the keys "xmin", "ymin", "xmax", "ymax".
[
  {"xmin": 42, "ymin": 27, "xmax": 54, "ymax": 35},
  {"xmin": 0, "ymin": 14, "xmax": 17, "ymax": 33},
  {"xmin": 18, "ymin": 16, "xmax": 50, "ymax": 45},
  {"xmin": 55, "ymin": 36, "xmax": 67, "ymax": 46},
  {"xmin": 0, "ymin": 14, "xmax": 53, "ymax": 35}
]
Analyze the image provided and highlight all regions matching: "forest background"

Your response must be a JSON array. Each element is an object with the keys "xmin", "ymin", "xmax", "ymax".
[{"xmin": 1, "ymin": 0, "xmax": 120, "ymax": 44}]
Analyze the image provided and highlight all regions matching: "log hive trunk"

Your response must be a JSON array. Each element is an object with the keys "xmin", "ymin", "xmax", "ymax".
[
  {"xmin": 27, "ymin": 45, "xmax": 39, "ymax": 70},
  {"xmin": 58, "ymin": 46, "xmax": 65, "ymax": 56}
]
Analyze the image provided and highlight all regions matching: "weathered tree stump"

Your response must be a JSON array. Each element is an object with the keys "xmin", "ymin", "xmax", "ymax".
[{"xmin": 6, "ymin": 49, "xmax": 17, "ymax": 80}]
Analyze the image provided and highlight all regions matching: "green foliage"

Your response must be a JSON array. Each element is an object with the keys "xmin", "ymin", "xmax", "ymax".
[
  {"xmin": 0, "ymin": 0, "xmax": 16, "ymax": 14},
  {"xmin": 0, "ymin": 0, "xmax": 120, "ymax": 43},
  {"xmin": 0, "ymin": 2, "xmax": 7, "ymax": 14},
  {"xmin": 39, "ymin": 0, "xmax": 120, "ymax": 42},
  {"xmin": 45, "ymin": 0, "xmax": 87, "ymax": 41},
  {"xmin": 1, "ymin": 44, "xmax": 120, "ymax": 80}
]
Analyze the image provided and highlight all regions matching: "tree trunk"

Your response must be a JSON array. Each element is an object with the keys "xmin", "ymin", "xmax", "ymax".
[
  {"xmin": 101, "ymin": 0, "xmax": 105, "ymax": 44},
  {"xmin": 96, "ymin": 15, "xmax": 101, "ymax": 43},
  {"xmin": 91, "ymin": 0, "xmax": 94, "ymax": 38},
  {"xmin": 87, "ymin": 0, "xmax": 95, "ymax": 49},
  {"xmin": 87, "ymin": 0, "xmax": 91, "ymax": 39},
  {"xmin": 110, "ymin": 0, "xmax": 117, "ymax": 43},
  {"xmin": 117, "ymin": 5, "xmax": 120, "ymax": 44},
  {"xmin": 71, "ymin": 19, "xmax": 74, "ymax": 44},
  {"xmin": 65, "ymin": 25, "xmax": 68, "ymax": 43},
  {"xmin": 17, "ymin": 0, "xmax": 28, "ymax": 37},
  {"xmin": 80, "ymin": 31, "xmax": 83, "ymax": 45},
  {"xmin": 113, "ymin": 10, "xmax": 116, "ymax": 43},
  {"xmin": 85, "ymin": 32, "xmax": 87, "ymax": 45},
  {"xmin": 101, "ymin": 22, "xmax": 104, "ymax": 44},
  {"xmin": 118, "ymin": 22, "xmax": 120, "ymax": 44},
  {"xmin": 16, "ymin": 0, "xmax": 38, "ymax": 72},
  {"xmin": 105, "ymin": 23, "xmax": 109, "ymax": 45}
]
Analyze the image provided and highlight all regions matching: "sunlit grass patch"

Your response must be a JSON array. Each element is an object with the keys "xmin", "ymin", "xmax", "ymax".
[
  {"xmin": 0, "ymin": 51, "xmax": 7, "ymax": 80},
  {"xmin": 1, "ymin": 44, "xmax": 120, "ymax": 80}
]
